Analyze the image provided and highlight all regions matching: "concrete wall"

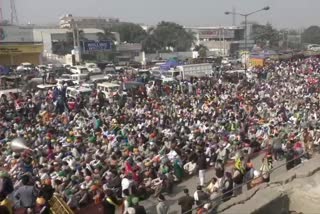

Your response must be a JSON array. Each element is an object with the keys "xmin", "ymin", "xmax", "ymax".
[{"xmin": 142, "ymin": 51, "xmax": 198, "ymax": 62}]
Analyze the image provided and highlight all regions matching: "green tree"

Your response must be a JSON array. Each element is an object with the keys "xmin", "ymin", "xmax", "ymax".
[
  {"xmin": 194, "ymin": 44, "xmax": 208, "ymax": 58},
  {"xmin": 142, "ymin": 21, "xmax": 195, "ymax": 53},
  {"xmin": 97, "ymin": 29, "xmax": 116, "ymax": 42},
  {"xmin": 251, "ymin": 23, "xmax": 280, "ymax": 48},
  {"xmin": 111, "ymin": 23, "xmax": 147, "ymax": 43},
  {"xmin": 52, "ymin": 32, "xmax": 74, "ymax": 55},
  {"xmin": 302, "ymin": 26, "xmax": 320, "ymax": 44},
  {"xmin": 96, "ymin": 29, "xmax": 117, "ymax": 52}
]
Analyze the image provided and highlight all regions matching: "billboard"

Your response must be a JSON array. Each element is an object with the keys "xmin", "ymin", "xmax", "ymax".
[
  {"xmin": 198, "ymin": 29, "xmax": 235, "ymax": 39},
  {"xmin": 0, "ymin": 26, "xmax": 35, "ymax": 42},
  {"xmin": 0, "ymin": 44, "xmax": 43, "ymax": 55},
  {"xmin": 83, "ymin": 41, "xmax": 112, "ymax": 52}
]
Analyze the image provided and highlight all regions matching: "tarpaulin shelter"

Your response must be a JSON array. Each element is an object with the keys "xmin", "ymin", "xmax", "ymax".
[
  {"xmin": 0, "ymin": 65, "xmax": 10, "ymax": 75},
  {"xmin": 159, "ymin": 59, "xmax": 182, "ymax": 71}
]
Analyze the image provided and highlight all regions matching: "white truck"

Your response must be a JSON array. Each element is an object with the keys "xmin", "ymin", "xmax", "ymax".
[{"xmin": 175, "ymin": 63, "xmax": 213, "ymax": 80}]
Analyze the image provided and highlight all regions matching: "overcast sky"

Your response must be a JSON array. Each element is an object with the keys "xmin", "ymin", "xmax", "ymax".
[{"xmin": 2, "ymin": 0, "xmax": 318, "ymax": 29}]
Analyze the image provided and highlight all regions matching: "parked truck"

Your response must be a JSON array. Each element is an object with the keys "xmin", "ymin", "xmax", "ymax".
[{"xmin": 175, "ymin": 63, "xmax": 213, "ymax": 80}]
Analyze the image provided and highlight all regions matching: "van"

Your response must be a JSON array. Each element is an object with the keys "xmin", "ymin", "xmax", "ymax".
[
  {"xmin": 96, "ymin": 82, "xmax": 120, "ymax": 99},
  {"xmin": 69, "ymin": 66, "xmax": 89, "ymax": 75},
  {"xmin": 70, "ymin": 74, "xmax": 89, "ymax": 85},
  {"xmin": 151, "ymin": 70, "xmax": 176, "ymax": 82},
  {"xmin": 66, "ymin": 86, "xmax": 92, "ymax": 99}
]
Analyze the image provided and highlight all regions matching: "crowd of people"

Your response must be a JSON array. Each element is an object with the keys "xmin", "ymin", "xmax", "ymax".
[{"xmin": 0, "ymin": 56, "xmax": 319, "ymax": 214}]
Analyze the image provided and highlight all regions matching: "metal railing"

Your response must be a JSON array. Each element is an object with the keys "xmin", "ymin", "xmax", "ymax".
[
  {"xmin": 49, "ymin": 194, "xmax": 74, "ymax": 214},
  {"xmin": 183, "ymin": 152, "xmax": 308, "ymax": 214}
]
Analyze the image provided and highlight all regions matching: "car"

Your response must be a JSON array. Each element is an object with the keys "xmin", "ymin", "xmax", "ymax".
[
  {"xmin": 69, "ymin": 66, "xmax": 89, "ymax": 75},
  {"xmin": 16, "ymin": 62, "xmax": 34, "ymax": 72},
  {"xmin": 63, "ymin": 64, "xmax": 72, "ymax": 70},
  {"xmin": 96, "ymin": 82, "xmax": 120, "ymax": 99},
  {"xmin": 66, "ymin": 86, "xmax": 92, "ymax": 99},
  {"xmin": 56, "ymin": 79, "xmax": 75, "ymax": 87},
  {"xmin": 70, "ymin": 74, "xmax": 89, "ymax": 85},
  {"xmin": 85, "ymin": 63, "xmax": 102, "ymax": 74},
  {"xmin": 36, "ymin": 65, "xmax": 48, "ymax": 73}
]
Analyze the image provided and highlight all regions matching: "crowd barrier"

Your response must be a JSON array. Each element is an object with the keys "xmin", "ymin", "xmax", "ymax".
[{"xmin": 49, "ymin": 194, "xmax": 74, "ymax": 214}]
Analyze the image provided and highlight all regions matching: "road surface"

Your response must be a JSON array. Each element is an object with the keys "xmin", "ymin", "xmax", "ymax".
[{"xmin": 141, "ymin": 153, "xmax": 286, "ymax": 214}]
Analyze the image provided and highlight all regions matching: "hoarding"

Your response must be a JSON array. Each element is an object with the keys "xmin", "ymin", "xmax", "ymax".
[
  {"xmin": 0, "ymin": 26, "xmax": 34, "ymax": 42},
  {"xmin": 0, "ymin": 44, "xmax": 43, "ymax": 55},
  {"xmin": 83, "ymin": 41, "xmax": 112, "ymax": 52},
  {"xmin": 198, "ymin": 29, "xmax": 235, "ymax": 39}
]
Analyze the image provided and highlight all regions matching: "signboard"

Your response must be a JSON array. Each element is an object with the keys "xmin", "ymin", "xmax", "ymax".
[
  {"xmin": 0, "ymin": 44, "xmax": 43, "ymax": 55},
  {"xmin": 0, "ymin": 28, "xmax": 6, "ymax": 40},
  {"xmin": 0, "ymin": 26, "xmax": 34, "ymax": 42},
  {"xmin": 198, "ymin": 29, "xmax": 235, "ymax": 39},
  {"xmin": 83, "ymin": 41, "xmax": 112, "ymax": 52},
  {"xmin": 250, "ymin": 58, "xmax": 264, "ymax": 67}
]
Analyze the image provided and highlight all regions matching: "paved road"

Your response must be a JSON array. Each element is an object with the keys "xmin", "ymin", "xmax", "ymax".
[{"xmin": 141, "ymin": 153, "xmax": 286, "ymax": 214}]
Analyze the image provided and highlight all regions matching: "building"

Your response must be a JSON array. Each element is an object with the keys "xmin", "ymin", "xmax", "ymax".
[
  {"xmin": 186, "ymin": 25, "xmax": 255, "ymax": 57},
  {"xmin": 117, "ymin": 43, "xmax": 142, "ymax": 63},
  {"xmin": 33, "ymin": 28, "xmax": 106, "ymax": 55},
  {"xmin": 59, "ymin": 14, "xmax": 120, "ymax": 29},
  {"xmin": 0, "ymin": 26, "xmax": 43, "ymax": 65}
]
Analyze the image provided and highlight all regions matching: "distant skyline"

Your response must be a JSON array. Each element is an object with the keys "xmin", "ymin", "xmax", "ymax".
[{"xmin": 1, "ymin": 0, "xmax": 319, "ymax": 29}]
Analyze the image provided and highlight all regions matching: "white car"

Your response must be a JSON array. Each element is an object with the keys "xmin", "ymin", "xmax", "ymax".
[
  {"xmin": 36, "ymin": 65, "xmax": 48, "ymax": 72},
  {"xmin": 69, "ymin": 66, "xmax": 89, "ymax": 75},
  {"xmin": 16, "ymin": 62, "xmax": 33, "ymax": 72},
  {"xmin": 86, "ymin": 63, "xmax": 102, "ymax": 74},
  {"xmin": 66, "ymin": 86, "xmax": 92, "ymax": 99}
]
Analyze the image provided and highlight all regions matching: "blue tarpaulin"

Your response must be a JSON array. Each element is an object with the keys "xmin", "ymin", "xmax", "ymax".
[
  {"xmin": 159, "ymin": 59, "xmax": 182, "ymax": 71},
  {"xmin": 0, "ymin": 66, "xmax": 9, "ymax": 75}
]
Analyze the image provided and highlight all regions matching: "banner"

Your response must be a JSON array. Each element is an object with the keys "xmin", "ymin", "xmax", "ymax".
[
  {"xmin": 250, "ymin": 58, "xmax": 265, "ymax": 67},
  {"xmin": 83, "ymin": 41, "xmax": 112, "ymax": 52},
  {"xmin": 0, "ymin": 44, "xmax": 43, "ymax": 55},
  {"xmin": 198, "ymin": 29, "xmax": 235, "ymax": 39}
]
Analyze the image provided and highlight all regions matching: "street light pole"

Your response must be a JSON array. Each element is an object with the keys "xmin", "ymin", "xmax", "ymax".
[
  {"xmin": 225, "ymin": 6, "xmax": 270, "ymax": 73},
  {"xmin": 244, "ymin": 14, "xmax": 248, "ymax": 72}
]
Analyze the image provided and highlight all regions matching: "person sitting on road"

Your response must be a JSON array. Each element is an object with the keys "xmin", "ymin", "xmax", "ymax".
[{"xmin": 193, "ymin": 185, "xmax": 209, "ymax": 206}]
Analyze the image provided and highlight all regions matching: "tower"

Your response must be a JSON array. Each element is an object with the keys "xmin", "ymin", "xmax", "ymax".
[{"xmin": 10, "ymin": 0, "xmax": 19, "ymax": 25}]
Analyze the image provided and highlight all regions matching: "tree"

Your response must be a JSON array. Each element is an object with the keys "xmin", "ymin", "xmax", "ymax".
[
  {"xmin": 97, "ymin": 29, "xmax": 116, "ymax": 42},
  {"xmin": 96, "ymin": 29, "xmax": 117, "ymax": 52},
  {"xmin": 194, "ymin": 44, "xmax": 208, "ymax": 58},
  {"xmin": 111, "ymin": 23, "xmax": 147, "ymax": 43},
  {"xmin": 302, "ymin": 26, "xmax": 320, "ymax": 44},
  {"xmin": 52, "ymin": 32, "xmax": 74, "ymax": 55},
  {"xmin": 251, "ymin": 23, "xmax": 280, "ymax": 48},
  {"xmin": 142, "ymin": 21, "xmax": 195, "ymax": 53}
]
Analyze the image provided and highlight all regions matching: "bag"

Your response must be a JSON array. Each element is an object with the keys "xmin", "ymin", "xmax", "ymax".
[{"xmin": 260, "ymin": 163, "xmax": 270, "ymax": 179}]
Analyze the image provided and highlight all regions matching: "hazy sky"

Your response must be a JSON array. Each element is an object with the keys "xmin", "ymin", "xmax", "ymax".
[{"xmin": 2, "ymin": 0, "xmax": 319, "ymax": 29}]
